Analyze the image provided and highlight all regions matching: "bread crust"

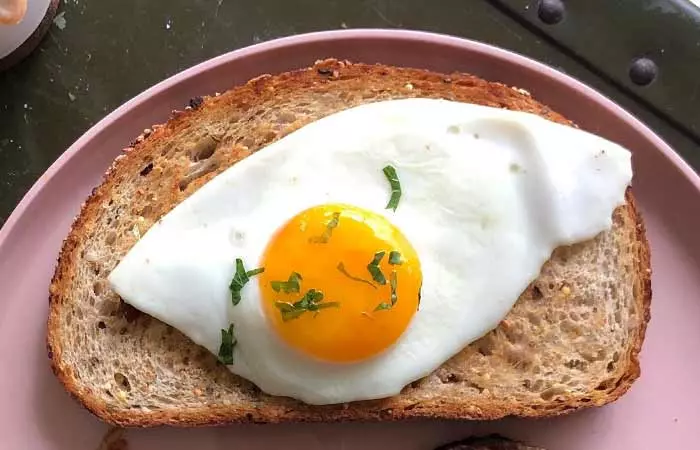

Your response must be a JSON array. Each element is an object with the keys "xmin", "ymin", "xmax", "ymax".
[{"xmin": 47, "ymin": 59, "xmax": 651, "ymax": 427}]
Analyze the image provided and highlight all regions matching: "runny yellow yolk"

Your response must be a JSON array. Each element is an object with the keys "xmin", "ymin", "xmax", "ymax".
[{"xmin": 259, "ymin": 204, "xmax": 422, "ymax": 363}]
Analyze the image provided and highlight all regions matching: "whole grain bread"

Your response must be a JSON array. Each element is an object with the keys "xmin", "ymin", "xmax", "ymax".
[{"xmin": 47, "ymin": 59, "xmax": 651, "ymax": 427}]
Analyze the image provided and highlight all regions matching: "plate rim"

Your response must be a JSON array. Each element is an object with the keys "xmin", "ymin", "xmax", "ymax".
[{"xmin": 1, "ymin": 28, "xmax": 697, "ymax": 247}]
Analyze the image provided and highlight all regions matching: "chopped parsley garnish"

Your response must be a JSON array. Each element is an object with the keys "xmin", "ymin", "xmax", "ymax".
[
  {"xmin": 382, "ymin": 165, "xmax": 402, "ymax": 211},
  {"xmin": 218, "ymin": 323, "xmax": 236, "ymax": 365},
  {"xmin": 275, "ymin": 288, "xmax": 340, "ymax": 321},
  {"xmin": 337, "ymin": 262, "xmax": 377, "ymax": 289},
  {"xmin": 374, "ymin": 271, "xmax": 398, "ymax": 311},
  {"xmin": 388, "ymin": 251, "xmax": 403, "ymax": 265},
  {"xmin": 271, "ymin": 272, "xmax": 302, "ymax": 294},
  {"xmin": 309, "ymin": 212, "xmax": 341, "ymax": 244},
  {"xmin": 366, "ymin": 251, "xmax": 387, "ymax": 285},
  {"xmin": 247, "ymin": 267, "xmax": 265, "ymax": 277},
  {"xmin": 229, "ymin": 258, "xmax": 264, "ymax": 306}
]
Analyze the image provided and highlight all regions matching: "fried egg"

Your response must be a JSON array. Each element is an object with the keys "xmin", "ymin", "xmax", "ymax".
[{"xmin": 109, "ymin": 98, "xmax": 632, "ymax": 404}]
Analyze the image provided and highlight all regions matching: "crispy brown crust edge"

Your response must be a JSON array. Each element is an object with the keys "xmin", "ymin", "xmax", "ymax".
[{"xmin": 46, "ymin": 60, "xmax": 652, "ymax": 427}]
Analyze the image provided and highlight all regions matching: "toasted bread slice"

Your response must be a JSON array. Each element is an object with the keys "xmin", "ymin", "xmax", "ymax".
[{"xmin": 47, "ymin": 59, "xmax": 651, "ymax": 426}]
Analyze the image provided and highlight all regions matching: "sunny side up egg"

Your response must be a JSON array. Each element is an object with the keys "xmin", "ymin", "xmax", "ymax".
[{"xmin": 109, "ymin": 98, "xmax": 632, "ymax": 405}]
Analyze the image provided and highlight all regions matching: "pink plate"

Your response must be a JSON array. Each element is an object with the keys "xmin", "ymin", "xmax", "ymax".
[{"xmin": 1, "ymin": 29, "xmax": 699, "ymax": 450}]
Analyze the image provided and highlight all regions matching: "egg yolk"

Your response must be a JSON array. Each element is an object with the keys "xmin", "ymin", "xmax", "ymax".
[{"xmin": 258, "ymin": 204, "xmax": 422, "ymax": 363}]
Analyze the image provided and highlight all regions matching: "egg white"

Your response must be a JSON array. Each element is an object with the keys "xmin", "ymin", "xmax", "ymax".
[{"xmin": 109, "ymin": 98, "xmax": 631, "ymax": 404}]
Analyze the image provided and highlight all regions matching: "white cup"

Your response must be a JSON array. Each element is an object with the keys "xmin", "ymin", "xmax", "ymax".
[{"xmin": 0, "ymin": 0, "xmax": 27, "ymax": 25}]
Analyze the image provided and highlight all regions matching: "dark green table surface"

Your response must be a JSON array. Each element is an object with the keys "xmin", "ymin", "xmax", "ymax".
[{"xmin": 1, "ymin": 0, "xmax": 698, "ymax": 225}]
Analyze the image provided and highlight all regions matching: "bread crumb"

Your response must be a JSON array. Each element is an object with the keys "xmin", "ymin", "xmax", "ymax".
[
  {"xmin": 404, "ymin": 82, "xmax": 414, "ymax": 90},
  {"xmin": 193, "ymin": 388, "xmax": 203, "ymax": 397},
  {"xmin": 249, "ymin": 74, "xmax": 272, "ymax": 84},
  {"xmin": 85, "ymin": 249, "xmax": 100, "ymax": 263},
  {"xmin": 115, "ymin": 390, "xmax": 128, "ymax": 403},
  {"xmin": 511, "ymin": 86, "xmax": 531, "ymax": 96},
  {"xmin": 561, "ymin": 285, "xmax": 572, "ymax": 298}
]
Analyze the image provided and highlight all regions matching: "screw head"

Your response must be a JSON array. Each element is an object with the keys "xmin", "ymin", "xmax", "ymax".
[
  {"xmin": 629, "ymin": 58, "xmax": 658, "ymax": 86},
  {"xmin": 538, "ymin": 0, "xmax": 565, "ymax": 25}
]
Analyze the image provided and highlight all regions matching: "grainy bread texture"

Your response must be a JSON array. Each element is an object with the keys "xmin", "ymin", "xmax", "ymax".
[
  {"xmin": 47, "ymin": 59, "xmax": 651, "ymax": 427},
  {"xmin": 435, "ymin": 435, "xmax": 543, "ymax": 450}
]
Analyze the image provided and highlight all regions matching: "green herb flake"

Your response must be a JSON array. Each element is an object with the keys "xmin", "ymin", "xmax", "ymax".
[
  {"xmin": 275, "ymin": 288, "xmax": 340, "ymax": 322},
  {"xmin": 229, "ymin": 258, "xmax": 264, "ymax": 306},
  {"xmin": 218, "ymin": 324, "xmax": 236, "ymax": 365},
  {"xmin": 374, "ymin": 302, "xmax": 392, "ymax": 311},
  {"xmin": 309, "ymin": 212, "xmax": 341, "ymax": 244},
  {"xmin": 337, "ymin": 262, "xmax": 377, "ymax": 289},
  {"xmin": 366, "ymin": 251, "xmax": 387, "ymax": 285},
  {"xmin": 370, "ymin": 251, "xmax": 386, "ymax": 266},
  {"xmin": 309, "ymin": 301, "xmax": 341, "ymax": 312},
  {"xmin": 274, "ymin": 302, "xmax": 305, "ymax": 321},
  {"xmin": 382, "ymin": 165, "xmax": 402, "ymax": 211},
  {"xmin": 271, "ymin": 272, "xmax": 303, "ymax": 294},
  {"xmin": 367, "ymin": 265, "xmax": 386, "ymax": 285},
  {"xmin": 388, "ymin": 251, "xmax": 403, "ymax": 265},
  {"xmin": 374, "ymin": 271, "xmax": 399, "ymax": 312},
  {"xmin": 389, "ymin": 270, "xmax": 398, "ymax": 305}
]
